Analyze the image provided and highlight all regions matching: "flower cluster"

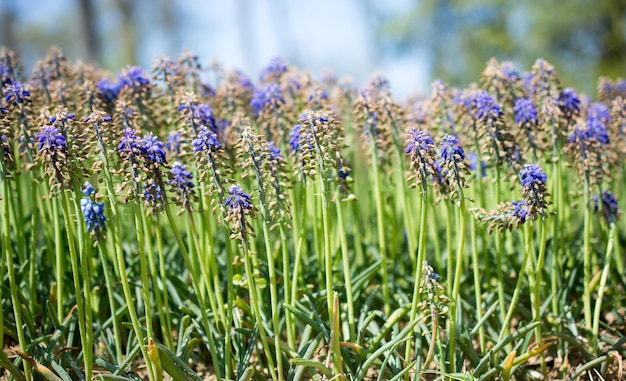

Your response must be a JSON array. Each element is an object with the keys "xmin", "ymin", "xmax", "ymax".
[
  {"xmin": 593, "ymin": 191, "xmax": 621, "ymax": 225},
  {"xmin": 224, "ymin": 184, "xmax": 257, "ymax": 241},
  {"xmin": 405, "ymin": 128, "xmax": 436, "ymax": 192},
  {"xmin": 437, "ymin": 134, "xmax": 470, "ymax": 201},
  {"xmin": 81, "ymin": 182, "xmax": 106, "ymax": 239}
]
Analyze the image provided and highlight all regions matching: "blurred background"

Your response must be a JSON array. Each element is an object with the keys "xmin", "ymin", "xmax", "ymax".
[{"xmin": 0, "ymin": 0, "xmax": 624, "ymax": 98}]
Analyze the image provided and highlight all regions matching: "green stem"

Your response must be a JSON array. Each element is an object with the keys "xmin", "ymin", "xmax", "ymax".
[
  {"xmin": 499, "ymin": 223, "xmax": 533, "ymax": 342},
  {"xmin": 336, "ymin": 192, "xmax": 355, "ymax": 341},
  {"xmin": 449, "ymin": 197, "xmax": 467, "ymax": 371},
  {"xmin": 241, "ymin": 239, "xmax": 278, "ymax": 381},
  {"xmin": 163, "ymin": 203, "xmax": 222, "ymax": 381},
  {"xmin": 494, "ymin": 167, "xmax": 506, "ymax": 323},
  {"xmin": 370, "ymin": 140, "xmax": 390, "ymax": 316},
  {"xmin": 532, "ymin": 219, "xmax": 548, "ymax": 377},
  {"xmin": 97, "ymin": 237, "xmax": 124, "ymax": 364},
  {"xmin": 583, "ymin": 178, "xmax": 592, "ymax": 331},
  {"xmin": 53, "ymin": 197, "xmax": 64, "ymax": 322},
  {"xmin": 60, "ymin": 191, "xmax": 89, "ymax": 380},
  {"xmin": 3, "ymin": 179, "xmax": 31, "ymax": 380},
  {"xmin": 143, "ymin": 214, "xmax": 172, "ymax": 349},
  {"xmin": 405, "ymin": 191, "xmax": 428, "ymax": 374},
  {"xmin": 592, "ymin": 223, "xmax": 616, "ymax": 355}
]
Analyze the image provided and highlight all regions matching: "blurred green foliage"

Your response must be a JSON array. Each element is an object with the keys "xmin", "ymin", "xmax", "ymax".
[{"xmin": 382, "ymin": 0, "xmax": 626, "ymax": 93}]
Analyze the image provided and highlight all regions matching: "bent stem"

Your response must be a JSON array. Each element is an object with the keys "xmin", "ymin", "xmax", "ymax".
[
  {"xmin": 449, "ymin": 196, "xmax": 467, "ymax": 371},
  {"xmin": 592, "ymin": 223, "xmax": 616, "ymax": 355},
  {"xmin": 405, "ymin": 190, "xmax": 428, "ymax": 377}
]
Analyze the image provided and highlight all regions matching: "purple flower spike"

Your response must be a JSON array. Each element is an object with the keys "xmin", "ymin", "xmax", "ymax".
[
  {"xmin": 142, "ymin": 133, "xmax": 167, "ymax": 164},
  {"xmin": 192, "ymin": 126, "xmax": 222, "ymax": 153},
  {"xmin": 514, "ymin": 98, "xmax": 538, "ymax": 125},
  {"xmin": 36, "ymin": 126, "xmax": 66, "ymax": 152},
  {"xmin": 225, "ymin": 184, "xmax": 253, "ymax": 211}
]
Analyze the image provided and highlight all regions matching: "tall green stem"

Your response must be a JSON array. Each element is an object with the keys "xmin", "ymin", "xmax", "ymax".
[
  {"xmin": 449, "ymin": 197, "xmax": 467, "ymax": 371},
  {"xmin": 369, "ymin": 140, "xmax": 390, "ymax": 315},
  {"xmin": 592, "ymin": 223, "xmax": 615, "ymax": 354},
  {"xmin": 405, "ymin": 191, "xmax": 428, "ymax": 374},
  {"xmin": 583, "ymin": 178, "xmax": 592, "ymax": 331},
  {"xmin": 3, "ymin": 179, "xmax": 31, "ymax": 380}
]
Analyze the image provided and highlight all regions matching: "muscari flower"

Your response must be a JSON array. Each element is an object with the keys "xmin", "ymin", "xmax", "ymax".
[
  {"xmin": 514, "ymin": 98, "xmax": 538, "ymax": 125},
  {"xmin": 520, "ymin": 163, "xmax": 550, "ymax": 219},
  {"xmin": 4, "ymin": 81, "xmax": 30, "ymax": 104},
  {"xmin": 586, "ymin": 102, "xmax": 610, "ymax": 144},
  {"xmin": 259, "ymin": 57, "xmax": 288, "ymax": 82},
  {"xmin": 142, "ymin": 133, "xmax": 167, "ymax": 165},
  {"xmin": 475, "ymin": 91, "xmax": 501, "ymax": 120},
  {"xmin": 224, "ymin": 184, "xmax": 256, "ymax": 240},
  {"xmin": 438, "ymin": 134, "xmax": 470, "ymax": 199},
  {"xmin": 119, "ymin": 66, "xmax": 150, "ymax": 90},
  {"xmin": 193, "ymin": 104, "xmax": 217, "ymax": 130},
  {"xmin": 166, "ymin": 132, "xmax": 182, "ymax": 156},
  {"xmin": 36, "ymin": 125, "xmax": 66, "ymax": 153},
  {"xmin": 593, "ymin": 191, "xmax": 621, "ymax": 225},
  {"xmin": 289, "ymin": 125, "xmax": 302, "ymax": 154},
  {"xmin": 267, "ymin": 141, "xmax": 282, "ymax": 160},
  {"xmin": 192, "ymin": 126, "xmax": 222, "ymax": 153},
  {"xmin": 97, "ymin": 78, "xmax": 122, "ymax": 104},
  {"xmin": 225, "ymin": 184, "xmax": 253, "ymax": 211},
  {"xmin": 118, "ymin": 128, "xmax": 144, "ymax": 156},
  {"xmin": 558, "ymin": 88, "xmax": 581, "ymax": 119},
  {"xmin": 81, "ymin": 182, "xmax": 106, "ymax": 236},
  {"xmin": 169, "ymin": 162, "xmax": 195, "ymax": 209},
  {"xmin": 251, "ymin": 83, "xmax": 285, "ymax": 116},
  {"xmin": 405, "ymin": 128, "xmax": 436, "ymax": 191}
]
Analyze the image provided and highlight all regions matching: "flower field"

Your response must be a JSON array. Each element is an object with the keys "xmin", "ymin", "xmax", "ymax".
[{"xmin": 1, "ymin": 47, "xmax": 625, "ymax": 380}]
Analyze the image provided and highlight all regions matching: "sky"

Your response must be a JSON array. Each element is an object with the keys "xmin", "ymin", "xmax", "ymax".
[{"xmin": 6, "ymin": 0, "xmax": 431, "ymax": 99}]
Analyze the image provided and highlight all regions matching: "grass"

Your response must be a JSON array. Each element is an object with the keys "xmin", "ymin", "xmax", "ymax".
[{"xmin": 0, "ymin": 49, "xmax": 625, "ymax": 381}]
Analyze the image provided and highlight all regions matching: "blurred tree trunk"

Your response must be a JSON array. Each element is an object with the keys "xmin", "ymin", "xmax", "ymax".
[
  {"xmin": 0, "ymin": 0, "xmax": 16, "ymax": 50},
  {"xmin": 598, "ymin": 1, "xmax": 626, "ymax": 78},
  {"xmin": 236, "ymin": 0, "xmax": 256, "ymax": 75},
  {"xmin": 78, "ymin": 0, "xmax": 101, "ymax": 64},
  {"xmin": 161, "ymin": 0, "xmax": 179, "ymax": 55},
  {"xmin": 115, "ymin": 0, "xmax": 138, "ymax": 65}
]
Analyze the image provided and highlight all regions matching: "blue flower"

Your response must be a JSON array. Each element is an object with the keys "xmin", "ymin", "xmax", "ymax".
[
  {"xmin": 251, "ymin": 83, "xmax": 284, "ymax": 116},
  {"xmin": 142, "ymin": 133, "xmax": 167, "ymax": 164},
  {"xmin": 586, "ymin": 102, "xmax": 610, "ymax": 144},
  {"xmin": 468, "ymin": 152, "xmax": 487, "ymax": 178},
  {"xmin": 118, "ymin": 128, "xmax": 144, "ymax": 155},
  {"xmin": 225, "ymin": 184, "xmax": 253, "ymax": 211},
  {"xmin": 143, "ymin": 181, "xmax": 165, "ymax": 205},
  {"xmin": 169, "ymin": 162, "xmax": 195, "ymax": 208},
  {"xmin": 289, "ymin": 124, "xmax": 302, "ymax": 153},
  {"xmin": 192, "ymin": 126, "xmax": 222, "ymax": 153},
  {"xmin": 259, "ymin": 57, "xmax": 287, "ymax": 81},
  {"xmin": 475, "ymin": 91, "xmax": 501, "ymax": 120},
  {"xmin": 97, "ymin": 79, "xmax": 122, "ymax": 103},
  {"xmin": 500, "ymin": 61, "xmax": 520, "ymax": 81},
  {"xmin": 511, "ymin": 200, "xmax": 529, "ymax": 224},
  {"xmin": 593, "ymin": 191, "xmax": 620, "ymax": 224},
  {"xmin": 82, "ymin": 181, "xmax": 96, "ymax": 197},
  {"xmin": 193, "ymin": 104, "xmax": 217, "ymax": 130},
  {"xmin": 169, "ymin": 163, "xmax": 194, "ymax": 191},
  {"xmin": 520, "ymin": 163, "xmax": 547, "ymax": 189},
  {"xmin": 81, "ymin": 182, "xmax": 106, "ymax": 235},
  {"xmin": 513, "ymin": 98, "xmax": 538, "ymax": 125},
  {"xmin": 557, "ymin": 88, "xmax": 580, "ymax": 117},
  {"xmin": 36, "ymin": 126, "xmax": 66, "ymax": 152},
  {"xmin": 166, "ymin": 132, "xmax": 182, "ymax": 156},
  {"xmin": 267, "ymin": 141, "xmax": 283, "ymax": 160},
  {"xmin": 4, "ymin": 81, "xmax": 30, "ymax": 104},
  {"xmin": 440, "ymin": 134, "xmax": 465, "ymax": 162},
  {"xmin": 119, "ymin": 66, "xmax": 150, "ymax": 90},
  {"xmin": 405, "ymin": 128, "xmax": 435, "ymax": 155}
]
